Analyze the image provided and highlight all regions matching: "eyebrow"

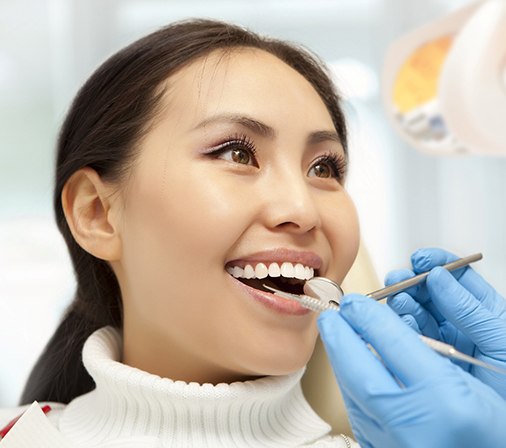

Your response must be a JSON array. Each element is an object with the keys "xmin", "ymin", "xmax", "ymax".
[{"xmin": 193, "ymin": 113, "xmax": 342, "ymax": 146}]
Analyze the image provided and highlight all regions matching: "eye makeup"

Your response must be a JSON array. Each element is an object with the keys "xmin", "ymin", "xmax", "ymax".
[
  {"xmin": 205, "ymin": 133, "xmax": 258, "ymax": 157},
  {"xmin": 308, "ymin": 152, "xmax": 348, "ymax": 182},
  {"xmin": 203, "ymin": 133, "xmax": 259, "ymax": 167},
  {"xmin": 201, "ymin": 131, "xmax": 347, "ymax": 182}
]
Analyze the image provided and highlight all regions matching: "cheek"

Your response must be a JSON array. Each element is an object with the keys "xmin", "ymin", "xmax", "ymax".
[
  {"xmin": 117, "ymin": 169, "xmax": 255, "ymax": 342},
  {"xmin": 120, "ymin": 164, "xmax": 255, "ymax": 293},
  {"xmin": 324, "ymin": 194, "xmax": 360, "ymax": 281}
]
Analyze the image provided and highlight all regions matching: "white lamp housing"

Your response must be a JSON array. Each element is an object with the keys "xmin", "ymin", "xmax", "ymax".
[{"xmin": 383, "ymin": 0, "xmax": 506, "ymax": 156}]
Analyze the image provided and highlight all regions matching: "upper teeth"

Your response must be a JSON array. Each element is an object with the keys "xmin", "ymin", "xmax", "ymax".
[{"xmin": 226, "ymin": 262, "xmax": 314, "ymax": 281}]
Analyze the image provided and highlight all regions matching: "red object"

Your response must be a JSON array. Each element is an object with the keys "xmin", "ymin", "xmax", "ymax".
[{"xmin": 0, "ymin": 404, "xmax": 52, "ymax": 440}]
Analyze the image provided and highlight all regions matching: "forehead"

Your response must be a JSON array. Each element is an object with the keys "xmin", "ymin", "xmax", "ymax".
[{"xmin": 161, "ymin": 47, "xmax": 335, "ymax": 132}]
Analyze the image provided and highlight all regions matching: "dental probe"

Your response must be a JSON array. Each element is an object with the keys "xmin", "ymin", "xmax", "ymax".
[
  {"xmin": 301, "ymin": 253, "xmax": 482, "ymax": 307},
  {"xmin": 263, "ymin": 284, "xmax": 506, "ymax": 375},
  {"xmin": 366, "ymin": 253, "xmax": 483, "ymax": 301}
]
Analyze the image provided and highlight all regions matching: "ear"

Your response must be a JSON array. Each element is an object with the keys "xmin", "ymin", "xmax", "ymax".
[{"xmin": 62, "ymin": 167, "xmax": 122, "ymax": 261}]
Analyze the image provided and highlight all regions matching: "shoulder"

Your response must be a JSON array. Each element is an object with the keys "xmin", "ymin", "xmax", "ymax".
[
  {"xmin": 0, "ymin": 402, "xmax": 66, "ymax": 433},
  {"xmin": 307, "ymin": 434, "xmax": 360, "ymax": 447},
  {"xmin": 0, "ymin": 402, "xmax": 71, "ymax": 447},
  {"xmin": 0, "ymin": 406, "xmax": 30, "ymax": 429}
]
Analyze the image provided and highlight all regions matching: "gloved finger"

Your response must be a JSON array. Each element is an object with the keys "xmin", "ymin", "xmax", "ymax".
[
  {"xmin": 338, "ymin": 294, "xmax": 451, "ymax": 387},
  {"xmin": 411, "ymin": 247, "xmax": 458, "ymax": 267},
  {"xmin": 387, "ymin": 292, "xmax": 441, "ymax": 336},
  {"xmin": 427, "ymin": 267, "xmax": 506, "ymax": 357},
  {"xmin": 338, "ymin": 385, "xmax": 378, "ymax": 448},
  {"xmin": 457, "ymin": 268, "xmax": 506, "ymax": 316},
  {"xmin": 385, "ymin": 268, "xmax": 446, "ymax": 323},
  {"xmin": 412, "ymin": 248, "xmax": 504, "ymax": 314},
  {"xmin": 400, "ymin": 314, "xmax": 421, "ymax": 333},
  {"xmin": 384, "ymin": 269, "xmax": 420, "ymax": 297},
  {"xmin": 317, "ymin": 310, "xmax": 400, "ymax": 410},
  {"xmin": 410, "ymin": 247, "xmax": 464, "ymax": 277}
]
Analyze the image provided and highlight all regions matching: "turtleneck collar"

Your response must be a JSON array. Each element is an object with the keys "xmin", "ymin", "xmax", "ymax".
[{"xmin": 59, "ymin": 327, "xmax": 331, "ymax": 447}]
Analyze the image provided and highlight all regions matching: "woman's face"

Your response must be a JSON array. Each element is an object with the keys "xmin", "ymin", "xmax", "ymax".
[{"xmin": 112, "ymin": 48, "xmax": 360, "ymax": 383}]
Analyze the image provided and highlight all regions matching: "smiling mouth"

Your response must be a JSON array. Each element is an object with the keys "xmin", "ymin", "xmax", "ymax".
[{"xmin": 226, "ymin": 262, "xmax": 317, "ymax": 296}]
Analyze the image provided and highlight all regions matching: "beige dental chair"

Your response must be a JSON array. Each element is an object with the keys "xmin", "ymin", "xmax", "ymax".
[{"xmin": 301, "ymin": 242, "xmax": 381, "ymax": 436}]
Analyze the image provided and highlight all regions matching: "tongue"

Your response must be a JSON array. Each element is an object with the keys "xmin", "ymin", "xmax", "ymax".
[
  {"xmin": 239, "ymin": 278, "xmax": 276, "ymax": 292},
  {"xmin": 239, "ymin": 277, "xmax": 304, "ymax": 295}
]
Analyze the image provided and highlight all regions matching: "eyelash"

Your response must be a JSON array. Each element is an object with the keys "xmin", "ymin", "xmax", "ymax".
[
  {"xmin": 311, "ymin": 152, "xmax": 348, "ymax": 182},
  {"xmin": 207, "ymin": 133, "xmax": 347, "ymax": 182},
  {"xmin": 207, "ymin": 134, "xmax": 258, "ymax": 163}
]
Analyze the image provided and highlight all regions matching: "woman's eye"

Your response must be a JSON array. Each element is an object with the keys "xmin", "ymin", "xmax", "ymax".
[
  {"xmin": 209, "ymin": 136, "xmax": 259, "ymax": 167},
  {"xmin": 307, "ymin": 153, "xmax": 347, "ymax": 182},
  {"xmin": 221, "ymin": 147, "xmax": 254, "ymax": 165},
  {"xmin": 308, "ymin": 162, "xmax": 333, "ymax": 178}
]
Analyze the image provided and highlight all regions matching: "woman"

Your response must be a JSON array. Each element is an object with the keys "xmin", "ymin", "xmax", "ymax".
[{"xmin": 0, "ymin": 19, "xmax": 360, "ymax": 447}]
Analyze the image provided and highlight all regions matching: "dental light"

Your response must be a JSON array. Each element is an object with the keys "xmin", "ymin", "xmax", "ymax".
[{"xmin": 383, "ymin": 0, "xmax": 506, "ymax": 156}]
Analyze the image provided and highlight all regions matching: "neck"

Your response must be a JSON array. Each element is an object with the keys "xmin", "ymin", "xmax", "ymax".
[
  {"xmin": 122, "ymin": 325, "xmax": 263, "ymax": 384},
  {"xmin": 58, "ymin": 327, "xmax": 331, "ymax": 447}
]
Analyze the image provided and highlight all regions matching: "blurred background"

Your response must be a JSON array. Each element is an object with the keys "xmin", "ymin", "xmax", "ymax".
[{"xmin": 1, "ymin": 0, "xmax": 505, "ymax": 408}]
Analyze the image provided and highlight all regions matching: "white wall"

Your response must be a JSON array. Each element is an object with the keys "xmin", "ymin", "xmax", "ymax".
[{"xmin": 1, "ymin": 0, "xmax": 505, "ymax": 406}]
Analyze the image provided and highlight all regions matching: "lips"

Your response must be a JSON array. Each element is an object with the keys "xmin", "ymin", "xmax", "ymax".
[
  {"xmin": 225, "ymin": 248, "xmax": 323, "ymax": 315},
  {"xmin": 228, "ymin": 274, "xmax": 312, "ymax": 315}
]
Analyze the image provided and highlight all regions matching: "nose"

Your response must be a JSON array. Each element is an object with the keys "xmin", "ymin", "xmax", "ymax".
[{"xmin": 260, "ymin": 168, "xmax": 322, "ymax": 234}]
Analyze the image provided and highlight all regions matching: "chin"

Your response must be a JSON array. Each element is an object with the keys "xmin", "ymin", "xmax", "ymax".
[
  {"xmin": 265, "ymin": 365, "xmax": 307, "ymax": 377},
  {"xmin": 247, "ymin": 343, "xmax": 316, "ymax": 377},
  {"xmin": 257, "ymin": 359, "xmax": 310, "ymax": 377}
]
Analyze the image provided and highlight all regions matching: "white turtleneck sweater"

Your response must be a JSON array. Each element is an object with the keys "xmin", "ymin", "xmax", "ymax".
[{"xmin": 0, "ymin": 327, "xmax": 358, "ymax": 447}]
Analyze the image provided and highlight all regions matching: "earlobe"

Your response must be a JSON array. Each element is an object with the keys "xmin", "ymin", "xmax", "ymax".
[{"xmin": 62, "ymin": 167, "xmax": 122, "ymax": 261}]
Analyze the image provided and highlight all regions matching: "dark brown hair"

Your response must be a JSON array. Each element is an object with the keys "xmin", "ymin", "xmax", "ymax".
[{"xmin": 20, "ymin": 18, "xmax": 348, "ymax": 405}]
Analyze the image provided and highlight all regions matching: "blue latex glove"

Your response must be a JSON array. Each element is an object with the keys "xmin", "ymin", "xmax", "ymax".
[
  {"xmin": 386, "ymin": 247, "xmax": 506, "ymax": 399},
  {"xmin": 318, "ymin": 295, "xmax": 506, "ymax": 448}
]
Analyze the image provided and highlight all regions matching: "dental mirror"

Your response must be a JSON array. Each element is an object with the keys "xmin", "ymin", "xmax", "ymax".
[{"xmin": 303, "ymin": 277, "xmax": 344, "ymax": 305}]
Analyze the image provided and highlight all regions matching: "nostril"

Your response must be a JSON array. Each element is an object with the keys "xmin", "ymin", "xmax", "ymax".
[{"xmin": 275, "ymin": 221, "xmax": 318, "ymax": 234}]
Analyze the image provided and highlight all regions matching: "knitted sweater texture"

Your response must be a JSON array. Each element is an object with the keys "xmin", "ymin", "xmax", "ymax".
[{"xmin": 0, "ymin": 327, "xmax": 357, "ymax": 447}]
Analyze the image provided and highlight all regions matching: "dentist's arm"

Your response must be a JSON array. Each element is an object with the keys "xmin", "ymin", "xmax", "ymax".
[
  {"xmin": 318, "ymin": 295, "xmax": 506, "ymax": 448},
  {"xmin": 386, "ymin": 247, "xmax": 506, "ymax": 399}
]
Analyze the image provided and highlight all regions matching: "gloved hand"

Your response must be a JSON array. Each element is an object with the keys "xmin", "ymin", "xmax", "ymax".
[
  {"xmin": 318, "ymin": 295, "xmax": 506, "ymax": 448},
  {"xmin": 385, "ymin": 247, "xmax": 506, "ymax": 399}
]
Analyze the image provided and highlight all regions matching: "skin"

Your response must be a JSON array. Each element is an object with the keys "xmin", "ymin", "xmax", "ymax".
[{"xmin": 64, "ymin": 48, "xmax": 360, "ymax": 384}]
